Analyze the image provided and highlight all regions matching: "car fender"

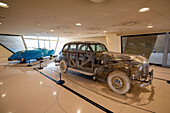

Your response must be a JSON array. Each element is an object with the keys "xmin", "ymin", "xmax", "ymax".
[{"xmin": 94, "ymin": 63, "xmax": 130, "ymax": 77}]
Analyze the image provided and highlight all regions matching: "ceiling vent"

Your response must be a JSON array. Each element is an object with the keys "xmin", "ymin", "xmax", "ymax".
[
  {"xmin": 87, "ymin": 27, "xmax": 101, "ymax": 31},
  {"xmin": 56, "ymin": 26, "xmax": 69, "ymax": 30},
  {"xmin": 91, "ymin": 0, "xmax": 106, "ymax": 3},
  {"xmin": 123, "ymin": 22, "xmax": 136, "ymax": 26},
  {"xmin": 63, "ymin": 32, "xmax": 73, "ymax": 35}
]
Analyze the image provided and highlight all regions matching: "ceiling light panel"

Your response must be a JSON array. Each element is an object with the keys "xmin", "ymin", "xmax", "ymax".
[
  {"xmin": 147, "ymin": 25, "xmax": 154, "ymax": 28},
  {"xmin": 139, "ymin": 7, "xmax": 150, "ymax": 12},
  {"xmin": 0, "ymin": 2, "xmax": 9, "ymax": 8},
  {"xmin": 76, "ymin": 23, "xmax": 81, "ymax": 26}
]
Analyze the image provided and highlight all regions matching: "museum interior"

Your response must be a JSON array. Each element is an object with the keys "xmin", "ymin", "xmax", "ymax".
[{"xmin": 0, "ymin": 0, "xmax": 170, "ymax": 113}]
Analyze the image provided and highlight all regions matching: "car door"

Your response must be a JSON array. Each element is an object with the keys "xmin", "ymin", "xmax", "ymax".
[
  {"xmin": 77, "ymin": 43, "xmax": 94, "ymax": 72},
  {"xmin": 67, "ymin": 44, "xmax": 77, "ymax": 68}
]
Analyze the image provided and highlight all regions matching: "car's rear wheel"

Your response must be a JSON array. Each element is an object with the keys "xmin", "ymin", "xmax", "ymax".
[
  {"xmin": 59, "ymin": 60, "xmax": 67, "ymax": 73},
  {"xmin": 107, "ymin": 71, "xmax": 131, "ymax": 94},
  {"xmin": 21, "ymin": 58, "xmax": 26, "ymax": 63}
]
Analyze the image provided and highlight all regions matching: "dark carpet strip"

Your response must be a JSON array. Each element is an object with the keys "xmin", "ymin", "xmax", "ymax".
[{"xmin": 153, "ymin": 77, "xmax": 170, "ymax": 84}]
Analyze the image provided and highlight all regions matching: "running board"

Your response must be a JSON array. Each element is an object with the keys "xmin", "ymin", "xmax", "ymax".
[{"xmin": 68, "ymin": 68, "xmax": 94, "ymax": 76}]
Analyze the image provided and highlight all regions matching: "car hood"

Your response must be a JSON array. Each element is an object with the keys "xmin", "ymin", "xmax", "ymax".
[{"xmin": 98, "ymin": 51, "xmax": 148, "ymax": 65}]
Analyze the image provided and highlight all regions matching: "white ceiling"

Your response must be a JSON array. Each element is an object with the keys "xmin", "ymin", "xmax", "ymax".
[{"xmin": 0, "ymin": 0, "xmax": 170, "ymax": 38}]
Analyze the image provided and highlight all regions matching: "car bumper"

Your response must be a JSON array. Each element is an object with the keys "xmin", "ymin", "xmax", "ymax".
[{"xmin": 138, "ymin": 69, "xmax": 153, "ymax": 87}]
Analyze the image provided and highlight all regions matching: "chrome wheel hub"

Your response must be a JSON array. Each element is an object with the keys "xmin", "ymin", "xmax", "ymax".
[
  {"xmin": 112, "ymin": 77, "xmax": 124, "ymax": 89},
  {"xmin": 60, "ymin": 63, "xmax": 64, "ymax": 70}
]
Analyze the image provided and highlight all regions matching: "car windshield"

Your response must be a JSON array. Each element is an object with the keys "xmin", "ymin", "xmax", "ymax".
[{"xmin": 90, "ymin": 44, "xmax": 108, "ymax": 52}]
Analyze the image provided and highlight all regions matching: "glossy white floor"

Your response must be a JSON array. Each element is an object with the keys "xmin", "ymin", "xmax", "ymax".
[{"xmin": 0, "ymin": 58, "xmax": 170, "ymax": 113}]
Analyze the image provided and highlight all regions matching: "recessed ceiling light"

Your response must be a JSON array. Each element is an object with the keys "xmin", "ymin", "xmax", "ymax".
[
  {"xmin": 139, "ymin": 7, "xmax": 150, "ymax": 12},
  {"xmin": 0, "ymin": 2, "xmax": 9, "ymax": 8},
  {"xmin": 53, "ymin": 91, "xmax": 57, "ymax": 95},
  {"xmin": 147, "ymin": 25, "xmax": 154, "ymax": 28},
  {"xmin": 1, "ymin": 93, "xmax": 6, "ymax": 97},
  {"xmin": 50, "ymin": 29, "xmax": 54, "ymax": 32},
  {"xmin": 40, "ymin": 81, "xmax": 43, "ymax": 84},
  {"xmin": 36, "ymin": 22, "xmax": 40, "ymax": 26},
  {"xmin": 76, "ymin": 23, "xmax": 81, "ymax": 26},
  {"xmin": 0, "ymin": 81, "xmax": 3, "ymax": 85},
  {"xmin": 50, "ymin": 16, "xmax": 54, "ymax": 19},
  {"xmin": 0, "ymin": 22, "xmax": 2, "ymax": 25}
]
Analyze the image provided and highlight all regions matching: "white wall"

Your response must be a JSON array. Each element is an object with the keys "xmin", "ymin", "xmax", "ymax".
[
  {"xmin": 0, "ymin": 45, "xmax": 13, "ymax": 61},
  {"xmin": 105, "ymin": 33, "xmax": 121, "ymax": 53},
  {"xmin": 55, "ymin": 36, "xmax": 107, "ymax": 54}
]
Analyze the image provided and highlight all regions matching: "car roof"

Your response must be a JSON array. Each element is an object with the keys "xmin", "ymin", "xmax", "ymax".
[{"xmin": 65, "ymin": 41, "xmax": 104, "ymax": 45}]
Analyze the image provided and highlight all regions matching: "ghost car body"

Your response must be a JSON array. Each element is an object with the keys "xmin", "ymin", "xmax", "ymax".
[{"xmin": 8, "ymin": 48, "xmax": 55, "ymax": 62}]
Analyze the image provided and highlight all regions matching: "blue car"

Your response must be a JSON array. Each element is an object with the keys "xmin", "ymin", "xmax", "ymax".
[{"xmin": 8, "ymin": 48, "xmax": 55, "ymax": 63}]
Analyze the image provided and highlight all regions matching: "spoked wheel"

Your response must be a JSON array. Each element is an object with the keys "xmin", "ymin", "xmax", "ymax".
[
  {"xmin": 59, "ymin": 60, "xmax": 67, "ymax": 73},
  {"xmin": 107, "ymin": 71, "xmax": 131, "ymax": 94}
]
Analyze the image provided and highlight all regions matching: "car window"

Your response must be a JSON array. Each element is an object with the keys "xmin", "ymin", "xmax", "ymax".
[
  {"xmin": 78, "ymin": 44, "xmax": 87, "ymax": 53},
  {"xmin": 81, "ymin": 45, "xmax": 87, "ymax": 51},
  {"xmin": 87, "ymin": 46, "xmax": 91, "ymax": 52},
  {"xmin": 78, "ymin": 44, "xmax": 82, "ymax": 50},
  {"xmin": 68, "ymin": 44, "xmax": 77, "ymax": 52},
  {"xmin": 90, "ymin": 45, "xmax": 95, "ymax": 51},
  {"xmin": 63, "ymin": 44, "xmax": 68, "ymax": 52},
  {"xmin": 96, "ymin": 44, "xmax": 107, "ymax": 52}
]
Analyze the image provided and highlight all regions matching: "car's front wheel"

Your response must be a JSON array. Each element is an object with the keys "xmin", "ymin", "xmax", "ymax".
[
  {"xmin": 36, "ymin": 57, "xmax": 43, "ymax": 61},
  {"xmin": 107, "ymin": 71, "xmax": 131, "ymax": 94},
  {"xmin": 59, "ymin": 60, "xmax": 67, "ymax": 73}
]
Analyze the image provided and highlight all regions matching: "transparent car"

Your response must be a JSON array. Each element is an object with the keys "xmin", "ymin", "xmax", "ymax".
[{"xmin": 55, "ymin": 41, "xmax": 153, "ymax": 94}]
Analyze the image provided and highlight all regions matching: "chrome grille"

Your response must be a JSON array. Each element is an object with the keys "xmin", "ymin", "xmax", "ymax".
[{"xmin": 142, "ymin": 64, "xmax": 149, "ymax": 76}]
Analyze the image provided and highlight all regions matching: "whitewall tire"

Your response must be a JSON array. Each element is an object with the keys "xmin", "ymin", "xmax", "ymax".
[
  {"xmin": 107, "ymin": 71, "xmax": 131, "ymax": 94},
  {"xmin": 59, "ymin": 60, "xmax": 67, "ymax": 73}
]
